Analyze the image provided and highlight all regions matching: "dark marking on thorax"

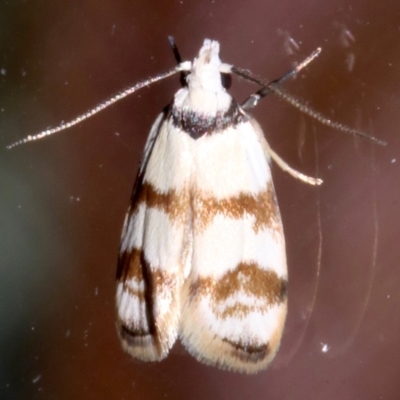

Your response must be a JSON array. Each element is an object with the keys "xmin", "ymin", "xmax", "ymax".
[{"xmin": 171, "ymin": 100, "xmax": 248, "ymax": 139}]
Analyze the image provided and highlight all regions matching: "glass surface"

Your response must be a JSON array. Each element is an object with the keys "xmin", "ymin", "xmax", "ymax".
[{"xmin": 1, "ymin": 1, "xmax": 399, "ymax": 398}]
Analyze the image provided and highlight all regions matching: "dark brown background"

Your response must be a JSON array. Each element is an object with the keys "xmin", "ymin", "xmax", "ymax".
[{"xmin": 1, "ymin": 1, "xmax": 399, "ymax": 399}]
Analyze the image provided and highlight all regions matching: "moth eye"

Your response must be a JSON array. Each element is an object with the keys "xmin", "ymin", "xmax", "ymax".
[
  {"xmin": 221, "ymin": 73, "xmax": 232, "ymax": 89},
  {"xmin": 180, "ymin": 71, "xmax": 189, "ymax": 87}
]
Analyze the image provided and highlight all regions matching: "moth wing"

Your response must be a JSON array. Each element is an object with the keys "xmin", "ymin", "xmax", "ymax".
[
  {"xmin": 180, "ymin": 118, "xmax": 288, "ymax": 373},
  {"xmin": 116, "ymin": 110, "xmax": 193, "ymax": 361}
]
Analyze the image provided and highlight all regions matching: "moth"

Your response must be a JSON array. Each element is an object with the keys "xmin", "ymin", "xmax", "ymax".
[{"xmin": 8, "ymin": 38, "xmax": 385, "ymax": 373}]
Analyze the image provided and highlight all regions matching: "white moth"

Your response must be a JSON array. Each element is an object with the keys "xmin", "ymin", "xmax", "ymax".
[
  {"xmin": 8, "ymin": 38, "xmax": 385, "ymax": 374},
  {"xmin": 117, "ymin": 41, "xmax": 298, "ymax": 374}
]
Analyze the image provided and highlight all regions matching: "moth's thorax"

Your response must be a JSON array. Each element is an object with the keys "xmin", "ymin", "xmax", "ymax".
[{"xmin": 174, "ymin": 39, "xmax": 232, "ymax": 116}]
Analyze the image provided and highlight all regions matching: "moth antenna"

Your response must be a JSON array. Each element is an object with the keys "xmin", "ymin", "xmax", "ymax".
[
  {"xmin": 7, "ymin": 66, "xmax": 181, "ymax": 149},
  {"xmin": 266, "ymin": 84, "xmax": 387, "ymax": 146},
  {"xmin": 233, "ymin": 50, "xmax": 386, "ymax": 146},
  {"xmin": 168, "ymin": 36, "xmax": 188, "ymax": 86},
  {"xmin": 241, "ymin": 47, "xmax": 321, "ymax": 109},
  {"xmin": 168, "ymin": 36, "xmax": 183, "ymax": 64}
]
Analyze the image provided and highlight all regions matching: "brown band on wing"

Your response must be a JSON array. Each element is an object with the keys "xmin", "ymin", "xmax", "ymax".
[
  {"xmin": 127, "ymin": 180, "xmax": 280, "ymax": 233},
  {"xmin": 190, "ymin": 261, "xmax": 287, "ymax": 310},
  {"xmin": 193, "ymin": 181, "xmax": 281, "ymax": 233},
  {"xmin": 129, "ymin": 182, "xmax": 189, "ymax": 225},
  {"xmin": 117, "ymin": 248, "xmax": 143, "ymax": 281}
]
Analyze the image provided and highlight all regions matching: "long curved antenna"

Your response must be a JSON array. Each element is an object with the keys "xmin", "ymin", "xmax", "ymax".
[
  {"xmin": 7, "ymin": 66, "xmax": 182, "ymax": 149},
  {"xmin": 232, "ymin": 55, "xmax": 387, "ymax": 146}
]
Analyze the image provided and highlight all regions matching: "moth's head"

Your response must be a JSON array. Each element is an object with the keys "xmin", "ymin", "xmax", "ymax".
[{"xmin": 186, "ymin": 39, "xmax": 232, "ymax": 93}]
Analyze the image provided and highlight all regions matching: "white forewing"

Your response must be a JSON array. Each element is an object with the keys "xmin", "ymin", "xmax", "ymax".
[
  {"xmin": 116, "ymin": 115, "xmax": 192, "ymax": 361},
  {"xmin": 180, "ymin": 119, "xmax": 287, "ymax": 373}
]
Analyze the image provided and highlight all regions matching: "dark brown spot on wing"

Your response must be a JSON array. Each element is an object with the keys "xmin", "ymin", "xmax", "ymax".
[
  {"xmin": 222, "ymin": 338, "xmax": 270, "ymax": 363},
  {"xmin": 118, "ymin": 248, "xmax": 178, "ymax": 296},
  {"xmin": 117, "ymin": 248, "xmax": 157, "ymax": 340},
  {"xmin": 119, "ymin": 323, "xmax": 151, "ymax": 340},
  {"xmin": 117, "ymin": 247, "xmax": 182, "ymax": 356}
]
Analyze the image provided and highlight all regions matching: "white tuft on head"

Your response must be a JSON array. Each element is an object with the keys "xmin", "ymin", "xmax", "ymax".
[
  {"xmin": 175, "ymin": 39, "xmax": 233, "ymax": 115},
  {"xmin": 188, "ymin": 40, "xmax": 224, "ymax": 92}
]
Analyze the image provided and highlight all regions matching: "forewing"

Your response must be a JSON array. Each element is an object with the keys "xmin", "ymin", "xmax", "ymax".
[
  {"xmin": 180, "ymin": 118, "xmax": 288, "ymax": 373},
  {"xmin": 116, "ymin": 111, "xmax": 193, "ymax": 361}
]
